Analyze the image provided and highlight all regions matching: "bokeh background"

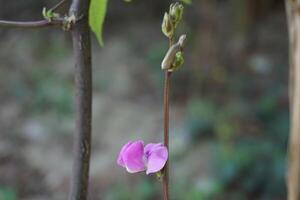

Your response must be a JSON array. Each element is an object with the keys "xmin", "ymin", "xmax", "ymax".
[{"xmin": 0, "ymin": 0, "xmax": 289, "ymax": 199}]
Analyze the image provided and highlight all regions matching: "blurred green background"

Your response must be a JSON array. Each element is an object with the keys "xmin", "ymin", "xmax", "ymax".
[{"xmin": 0, "ymin": 0, "xmax": 288, "ymax": 199}]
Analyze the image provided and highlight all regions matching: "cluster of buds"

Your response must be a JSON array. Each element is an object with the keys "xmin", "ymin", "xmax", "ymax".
[
  {"xmin": 161, "ymin": 2, "xmax": 184, "ymax": 39},
  {"xmin": 161, "ymin": 2, "xmax": 186, "ymax": 72}
]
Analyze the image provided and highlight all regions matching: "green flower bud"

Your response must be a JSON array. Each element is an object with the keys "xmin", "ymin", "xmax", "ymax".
[
  {"xmin": 42, "ymin": 7, "xmax": 61, "ymax": 22},
  {"xmin": 169, "ymin": 2, "xmax": 184, "ymax": 28},
  {"xmin": 170, "ymin": 51, "xmax": 184, "ymax": 72},
  {"xmin": 156, "ymin": 171, "xmax": 163, "ymax": 180},
  {"xmin": 162, "ymin": 12, "xmax": 174, "ymax": 38}
]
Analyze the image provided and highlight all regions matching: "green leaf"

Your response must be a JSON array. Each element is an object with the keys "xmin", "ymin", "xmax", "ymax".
[
  {"xmin": 180, "ymin": 0, "xmax": 192, "ymax": 5},
  {"xmin": 89, "ymin": 0, "xmax": 108, "ymax": 46}
]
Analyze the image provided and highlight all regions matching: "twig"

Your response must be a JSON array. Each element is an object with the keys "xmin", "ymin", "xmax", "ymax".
[
  {"xmin": 0, "ymin": 0, "xmax": 68, "ymax": 29},
  {"xmin": 0, "ymin": 19, "xmax": 63, "ymax": 29},
  {"xmin": 68, "ymin": 0, "xmax": 92, "ymax": 200}
]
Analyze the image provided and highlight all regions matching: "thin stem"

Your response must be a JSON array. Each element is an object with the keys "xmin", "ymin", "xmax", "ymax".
[
  {"xmin": 162, "ymin": 38, "xmax": 174, "ymax": 200},
  {"xmin": 68, "ymin": 0, "xmax": 92, "ymax": 200},
  {"xmin": 0, "ymin": 19, "xmax": 63, "ymax": 29},
  {"xmin": 163, "ymin": 70, "xmax": 171, "ymax": 200}
]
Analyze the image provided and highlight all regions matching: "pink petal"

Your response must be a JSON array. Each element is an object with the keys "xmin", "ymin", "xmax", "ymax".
[
  {"xmin": 117, "ymin": 141, "xmax": 133, "ymax": 168},
  {"xmin": 122, "ymin": 140, "xmax": 146, "ymax": 173},
  {"xmin": 145, "ymin": 143, "xmax": 168, "ymax": 174},
  {"xmin": 144, "ymin": 143, "xmax": 163, "ymax": 158},
  {"xmin": 145, "ymin": 143, "xmax": 157, "ymax": 155}
]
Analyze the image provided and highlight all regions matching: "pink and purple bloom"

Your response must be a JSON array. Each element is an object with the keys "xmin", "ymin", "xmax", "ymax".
[{"xmin": 117, "ymin": 140, "xmax": 168, "ymax": 175}]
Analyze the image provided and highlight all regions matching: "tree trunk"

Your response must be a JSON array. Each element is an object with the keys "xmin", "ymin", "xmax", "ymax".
[{"xmin": 286, "ymin": 1, "xmax": 300, "ymax": 200}]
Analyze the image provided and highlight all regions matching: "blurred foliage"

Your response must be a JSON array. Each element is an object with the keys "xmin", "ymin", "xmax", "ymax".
[
  {"xmin": 0, "ymin": 187, "xmax": 17, "ymax": 200},
  {"xmin": 215, "ymin": 139, "xmax": 286, "ymax": 198},
  {"xmin": 145, "ymin": 41, "xmax": 167, "ymax": 89},
  {"xmin": 105, "ymin": 178, "xmax": 158, "ymax": 200},
  {"xmin": 185, "ymin": 99, "xmax": 217, "ymax": 138},
  {"xmin": 29, "ymin": 69, "xmax": 73, "ymax": 116},
  {"xmin": 184, "ymin": 79, "xmax": 288, "ymax": 199},
  {"xmin": 171, "ymin": 178, "xmax": 223, "ymax": 200}
]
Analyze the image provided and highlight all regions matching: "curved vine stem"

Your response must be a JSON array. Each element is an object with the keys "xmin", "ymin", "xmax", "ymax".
[
  {"xmin": 0, "ymin": 19, "xmax": 63, "ymax": 29},
  {"xmin": 0, "ymin": 0, "xmax": 67, "ymax": 29}
]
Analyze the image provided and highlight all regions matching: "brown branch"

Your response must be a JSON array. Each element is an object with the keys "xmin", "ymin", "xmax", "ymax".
[
  {"xmin": 68, "ymin": 0, "xmax": 92, "ymax": 200},
  {"xmin": 0, "ymin": 19, "xmax": 63, "ymax": 29}
]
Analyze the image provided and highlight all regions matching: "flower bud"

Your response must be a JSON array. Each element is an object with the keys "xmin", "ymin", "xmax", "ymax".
[
  {"xmin": 161, "ymin": 34, "xmax": 187, "ymax": 71},
  {"xmin": 169, "ymin": 2, "xmax": 184, "ymax": 28},
  {"xmin": 162, "ymin": 12, "xmax": 174, "ymax": 38},
  {"xmin": 170, "ymin": 51, "xmax": 184, "ymax": 72}
]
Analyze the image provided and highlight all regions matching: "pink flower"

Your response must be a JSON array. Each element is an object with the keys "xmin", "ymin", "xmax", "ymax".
[{"xmin": 117, "ymin": 140, "xmax": 168, "ymax": 175}]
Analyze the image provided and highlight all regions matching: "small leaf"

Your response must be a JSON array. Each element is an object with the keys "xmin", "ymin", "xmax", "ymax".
[
  {"xmin": 180, "ymin": 0, "xmax": 192, "ymax": 5},
  {"xmin": 89, "ymin": 0, "xmax": 108, "ymax": 46}
]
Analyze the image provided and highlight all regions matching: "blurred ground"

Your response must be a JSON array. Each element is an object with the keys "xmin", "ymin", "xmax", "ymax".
[{"xmin": 0, "ymin": 0, "xmax": 289, "ymax": 200}]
